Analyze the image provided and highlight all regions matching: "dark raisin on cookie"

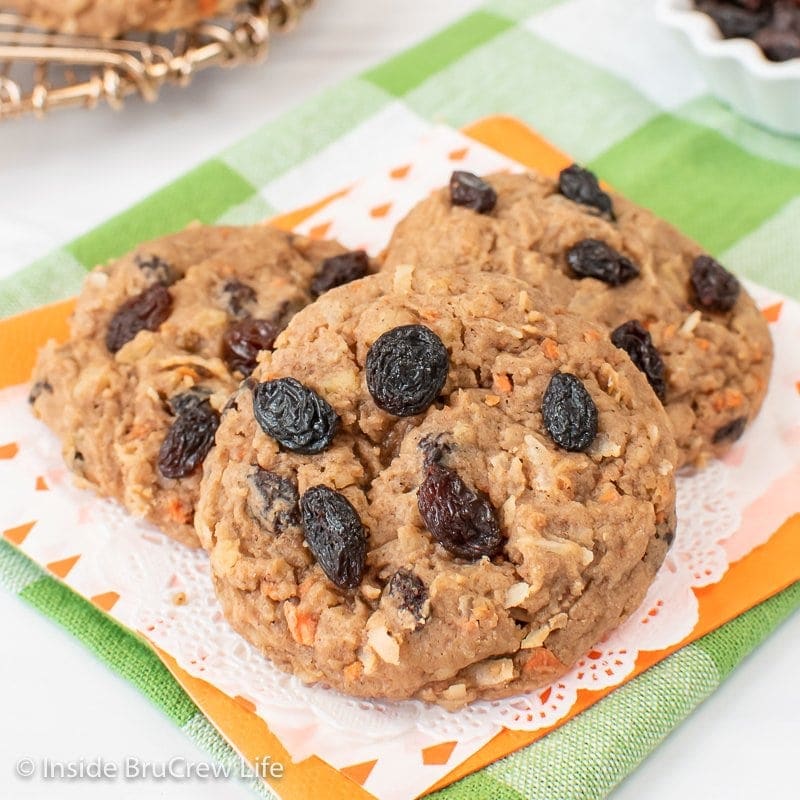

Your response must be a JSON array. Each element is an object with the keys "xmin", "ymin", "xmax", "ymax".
[
  {"xmin": 168, "ymin": 386, "xmax": 212, "ymax": 416},
  {"xmin": 28, "ymin": 379, "xmax": 53, "ymax": 404},
  {"xmin": 566, "ymin": 239, "xmax": 640, "ymax": 286},
  {"xmin": 655, "ymin": 527, "xmax": 677, "ymax": 546},
  {"xmin": 105, "ymin": 284, "xmax": 173, "ymax": 354},
  {"xmin": 222, "ymin": 317, "xmax": 280, "ymax": 377},
  {"xmin": 418, "ymin": 433, "xmax": 453, "ymax": 466},
  {"xmin": 541, "ymin": 373, "xmax": 598, "ymax": 452},
  {"xmin": 135, "ymin": 253, "xmax": 177, "ymax": 286},
  {"xmin": 310, "ymin": 251, "xmax": 370, "ymax": 297},
  {"xmin": 300, "ymin": 485, "xmax": 367, "ymax": 590},
  {"xmin": 558, "ymin": 164, "xmax": 615, "ymax": 219},
  {"xmin": 691, "ymin": 255, "xmax": 740, "ymax": 312},
  {"xmin": 388, "ymin": 569, "xmax": 429, "ymax": 628},
  {"xmin": 417, "ymin": 461, "xmax": 503, "ymax": 560},
  {"xmin": 610, "ymin": 320, "xmax": 667, "ymax": 401},
  {"xmin": 247, "ymin": 468, "xmax": 300, "ymax": 534},
  {"xmin": 449, "ymin": 171, "xmax": 498, "ymax": 214},
  {"xmin": 157, "ymin": 398, "xmax": 219, "ymax": 479},
  {"xmin": 221, "ymin": 279, "xmax": 257, "ymax": 317},
  {"xmin": 252, "ymin": 377, "xmax": 339, "ymax": 454},
  {"xmin": 712, "ymin": 415, "xmax": 748, "ymax": 444},
  {"xmin": 366, "ymin": 324, "xmax": 449, "ymax": 417}
]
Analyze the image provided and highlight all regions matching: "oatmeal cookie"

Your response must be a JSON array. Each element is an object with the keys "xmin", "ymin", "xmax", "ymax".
[
  {"xmin": 385, "ymin": 169, "xmax": 773, "ymax": 468},
  {"xmin": 30, "ymin": 224, "xmax": 366, "ymax": 545},
  {"xmin": 197, "ymin": 263, "xmax": 677, "ymax": 705},
  {"xmin": 7, "ymin": 0, "xmax": 240, "ymax": 37}
]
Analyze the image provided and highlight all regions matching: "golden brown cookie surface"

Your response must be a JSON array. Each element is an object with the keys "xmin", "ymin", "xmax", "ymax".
[
  {"xmin": 31, "ymin": 224, "xmax": 361, "ymax": 545},
  {"xmin": 197, "ymin": 263, "xmax": 677, "ymax": 705},
  {"xmin": 385, "ymin": 170, "xmax": 773, "ymax": 468},
  {"xmin": 7, "ymin": 0, "xmax": 240, "ymax": 37}
]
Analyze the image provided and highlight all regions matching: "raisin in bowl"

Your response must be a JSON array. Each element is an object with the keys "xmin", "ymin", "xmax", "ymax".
[{"xmin": 656, "ymin": 0, "xmax": 800, "ymax": 136}]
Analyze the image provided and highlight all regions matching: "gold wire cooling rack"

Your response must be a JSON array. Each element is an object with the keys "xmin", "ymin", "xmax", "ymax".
[{"xmin": 0, "ymin": 0, "xmax": 312, "ymax": 119}]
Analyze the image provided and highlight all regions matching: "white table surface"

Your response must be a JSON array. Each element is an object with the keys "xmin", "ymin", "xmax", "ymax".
[{"xmin": 0, "ymin": 1, "xmax": 798, "ymax": 798}]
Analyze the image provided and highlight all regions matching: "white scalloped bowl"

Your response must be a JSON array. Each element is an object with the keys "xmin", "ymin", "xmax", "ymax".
[{"xmin": 656, "ymin": 0, "xmax": 800, "ymax": 136}]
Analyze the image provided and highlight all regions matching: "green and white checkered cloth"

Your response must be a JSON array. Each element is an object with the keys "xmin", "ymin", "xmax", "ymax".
[{"xmin": 2, "ymin": 1, "xmax": 799, "ymax": 798}]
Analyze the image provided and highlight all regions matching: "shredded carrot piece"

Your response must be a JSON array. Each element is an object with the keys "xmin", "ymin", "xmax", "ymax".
[
  {"xmin": 522, "ymin": 648, "xmax": 563, "ymax": 672},
  {"xmin": 695, "ymin": 338, "xmax": 711, "ymax": 350},
  {"xmin": 542, "ymin": 338, "xmax": 559, "ymax": 360},
  {"xmin": 583, "ymin": 329, "xmax": 601, "ymax": 342},
  {"xmin": 712, "ymin": 388, "xmax": 743, "ymax": 412},
  {"xmin": 176, "ymin": 366, "xmax": 199, "ymax": 381},
  {"xmin": 343, "ymin": 662, "xmax": 364, "ymax": 682},
  {"xmin": 126, "ymin": 423, "xmax": 151, "ymax": 439},
  {"xmin": 294, "ymin": 612, "xmax": 318, "ymax": 646},
  {"xmin": 493, "ymin": 374, "xmax": 513, "ymax": 394},
  {"xmin": 598, "ymin": 486, "xmax": 618, "ymax": 503},
  {"xmin": 166, "ymin": 498, "xmax": 192, "ymax": 524}
]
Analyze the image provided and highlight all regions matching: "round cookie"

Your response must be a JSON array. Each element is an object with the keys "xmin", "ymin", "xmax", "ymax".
[
  {"xmin": 31, "ymin": 224, "xmax": 367, "ymax": 546},
  {"xmin": 385, "ymin": 169, "xmax": 773, "ymax": 468},
  {"xmin": 197, "ymin": 263, "xmax": 678, "ymax": 706},
  {"xmin": 7, "ymin": 0, "xmax": 239, "ymax": 37}
]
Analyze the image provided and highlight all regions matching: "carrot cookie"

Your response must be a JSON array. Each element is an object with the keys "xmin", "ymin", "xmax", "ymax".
[
  {"xmin": 7, "ymin": 0, "xmax": 240, "ymax": 37},
  {"xmin": 385, "ymin": 169, "xmax": 773, "ymax": 468},
  {"xmin": 30, "ymin": 224, "xmax": 367, "ymax": 545},
  {"xmin": 197, "ymin": 263, "xmax": 677, "ymax": 705}
]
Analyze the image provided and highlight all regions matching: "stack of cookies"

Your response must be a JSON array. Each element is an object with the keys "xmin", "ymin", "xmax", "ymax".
[{"xmin": 30, "ymin": 164, "xmax": 772, "ymax": 707}]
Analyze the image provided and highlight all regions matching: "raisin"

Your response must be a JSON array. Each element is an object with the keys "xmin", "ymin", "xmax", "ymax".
[
  {"xmin": 691, "ymin": 255, "xmax": 740, "ymax": 312},
  {"xmin": 449, "ymin": 171, "xmax": 497, "ymax": 214},
  {"xmin": 253, "ymin": 377, "xmax": 339, "ymax": 454},
  {"xmin": 168, "ymin": 386, "xmax": 212, "ymax": 415},
  {"xmin": 388, "ymin": 569, "xmax": 429, "ymax": 628},
  {"xmin": 417, "ymin": 461, "xmax": 503, "ymax": 560},
  {"xmin": 418, "ymin": 433, "xmax": 452, "ymax": 466},
  {"xmin": 771, "ymin": 0, "xmax": 798, "ymax": 29},
  {"xmin": 157, "ymin": 399, "xmax": 219, "ymax": 479},
  {"xmin": 541, "ymin": 373, "xmax": 598, "ymax": 452},
  {"xmin": 366, "ymin": 325, "xmax": 449, "ymax": 417},
  {"xmin": 134, "ymin": 253, "xmax": 177, "ymax": 286},
  {"xmin": 247, "ymin": 468, "xmax": 300, "ymax": 534},
  {"xmin": 610, "ymin": 320, "xmax": 667, "ymax": 401},
  {"xmin": 310, "ymin": 251, "xmax": 369, "ymax": 297},
  {"xmin": 221, "ymin": 279, "xmax": 256, "ymax": 317},
  {"xmin": 566, "ymin": 239, "xmax": 640, "ymax": 286},
  {"xmin": 300, "ymin": 485, "xmax": 367, "ymax": 590},
  {"xmin": 222, "ymin": 317, "xmax": 280, "ymax": 376},
  {"xmin": 105, "ymin": 284, "xmax": 173, "ymax": 353},
  {"xmin": 558, "ymin": 164, "xmax": 615, "ymax": 219},
  {"xmin": 729, "ymin": 0, "xmax": 768, "ymax": 10},
  {"xmin": 695, "ymin": 0, "xmax": 770, "ymax": 38},
  {"xmin": 28, "ymin": 379, "xmax": 53, "ymax": 404},
  {"xmin": 712, "ymin": 415, "xmax": 747, "ymax": 444},
  {"xmin": 754, "ymin": 27, "xmax": 800, "ymax": 60}
]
